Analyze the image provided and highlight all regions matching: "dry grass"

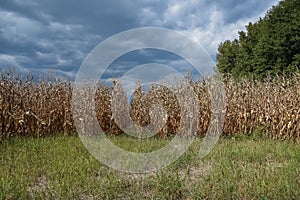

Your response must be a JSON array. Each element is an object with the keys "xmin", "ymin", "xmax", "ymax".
[{"xmin": 0, "ymin": 69, "xmax": 299, "ymax": 141}]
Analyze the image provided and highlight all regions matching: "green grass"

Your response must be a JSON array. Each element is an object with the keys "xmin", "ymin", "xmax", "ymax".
[{"xmin": 0, "ymin": 135, "xmax": 299, "ymax": 199}]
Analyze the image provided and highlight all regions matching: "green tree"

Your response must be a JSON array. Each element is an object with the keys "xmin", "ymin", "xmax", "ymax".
[
  {"xmin": 217, "ymin": 0, "xmax": 300, "ymax": 79},
  {"xmin": 216, "ymin": 40, "xmax": 239, "ymax": 75}
]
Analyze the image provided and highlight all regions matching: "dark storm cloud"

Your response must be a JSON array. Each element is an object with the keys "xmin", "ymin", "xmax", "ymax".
[{"xmin": 0, "ymin": 0, "xmax": 278, "ymax": 79}]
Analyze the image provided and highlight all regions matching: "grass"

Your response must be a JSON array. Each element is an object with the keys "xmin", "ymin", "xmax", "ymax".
[{"xmin": 0, "ymin": 135, "xmax": 299, "ymax": 199}]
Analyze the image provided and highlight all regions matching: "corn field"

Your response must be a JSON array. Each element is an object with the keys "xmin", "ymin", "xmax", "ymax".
[{"xmin": 0, "ymin": 70, "xmax": 299, "ymax": 141}]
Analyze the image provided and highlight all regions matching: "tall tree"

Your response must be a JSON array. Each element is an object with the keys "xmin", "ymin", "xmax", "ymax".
[{"xmin": 217, "ymin": 0, "xmax": 300, "ymax": 79}]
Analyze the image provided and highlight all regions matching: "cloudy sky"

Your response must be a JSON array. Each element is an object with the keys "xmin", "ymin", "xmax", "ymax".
[{"xmin": 0, "ymin": 0, "xmax": 278, "ymax": 80}]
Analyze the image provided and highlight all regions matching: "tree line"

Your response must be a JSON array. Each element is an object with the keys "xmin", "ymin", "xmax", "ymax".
[{"xmin": 217, "ymin": 0, "xmax": 300, "ymax": 80}]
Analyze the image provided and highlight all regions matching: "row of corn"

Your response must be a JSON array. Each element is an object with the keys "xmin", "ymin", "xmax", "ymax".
[{"xmin": 0, "ymin": 70, "xmax": 299, "ymax": 141}]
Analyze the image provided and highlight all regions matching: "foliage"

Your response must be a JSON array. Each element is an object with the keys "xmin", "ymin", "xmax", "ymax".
[{"xmin": 217, "ymin": 0, "xmax": 300, "ymax": 79}]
